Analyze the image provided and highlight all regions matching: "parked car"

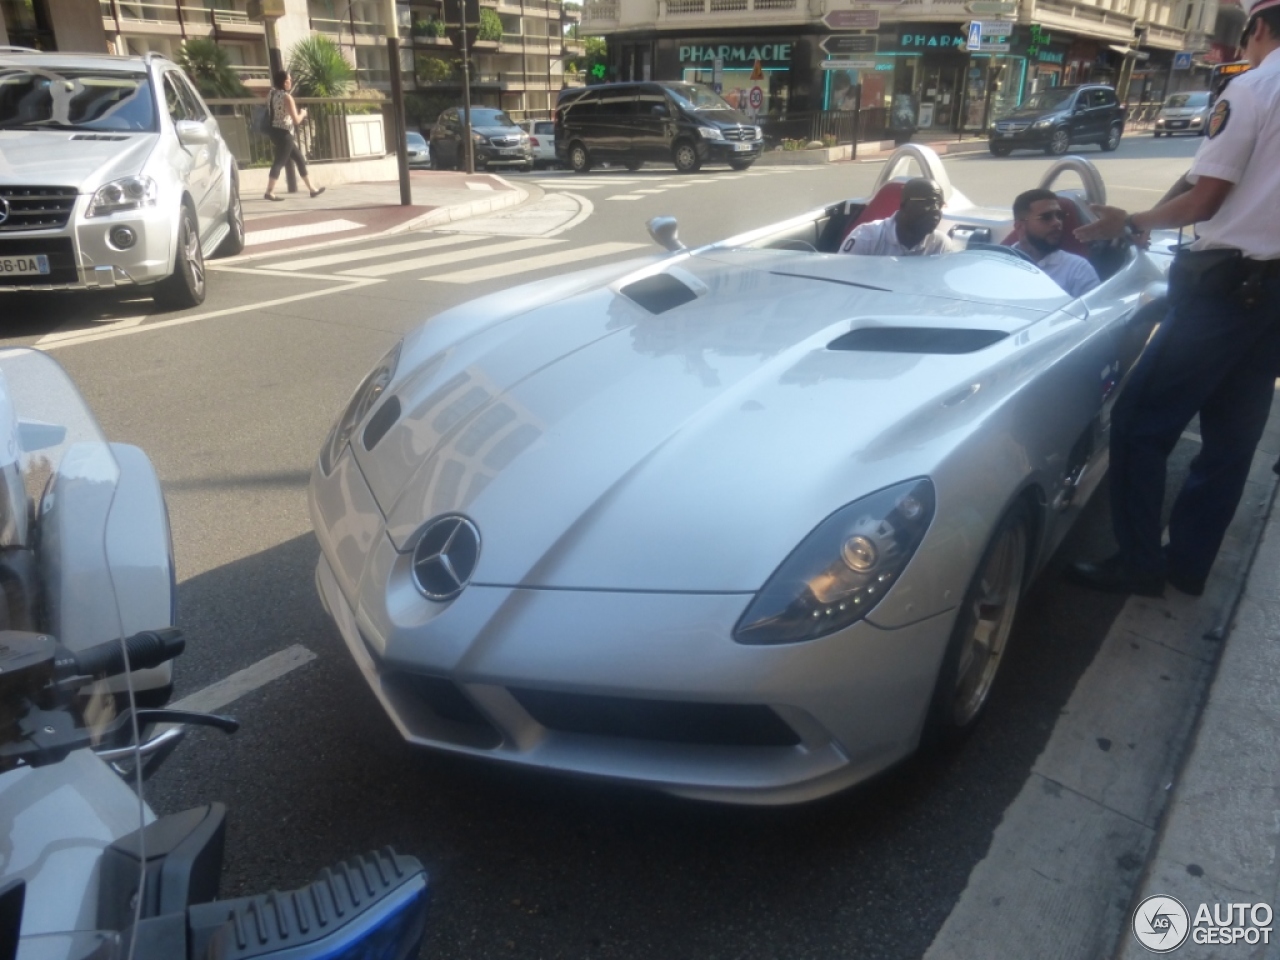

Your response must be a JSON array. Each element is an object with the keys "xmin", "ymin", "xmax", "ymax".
[
  {"xmin": 555, "ymin": 80, "xmax": 763, "ymax": 174},
  {"xmin": 518, "ymin": 119, "xmax": 557, "ymax": 169},
  {"xmin": 406, "ymin": 130, "xmax": 431, "ymax": 166},
  {"xmin": 1153, "ymin": 90, "xmax": 1211, "ymax": 136},
  {"xmin": 429, "ymin": 107, "xmax": 532, "ymax": 171},
  {"xmin": 0, "ymin": 49, "xmax": 243, "ymax": 309},
  {"xmin": 989, "ymin": 84, "xmax": 1125, "ymax": 156},
  {"xmin": 308, "ymin": 145, "xmax": 1173, "ymax": 805}
]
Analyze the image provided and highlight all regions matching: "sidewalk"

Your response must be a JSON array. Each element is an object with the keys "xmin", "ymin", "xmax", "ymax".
[{"xmin": 231, "ymin": 170, "xmax": 528, "ymax": 261}]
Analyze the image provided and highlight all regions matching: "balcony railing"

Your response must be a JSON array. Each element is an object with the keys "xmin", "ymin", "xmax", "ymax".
[
  {"xmin": 230, "ymin": 63, "xmax": 272, "ymax": 80},
  {"xmin": 657, "ymin": 0, "xmax": 797, "ymax": 14},
  {"xmin": 312, "ymin": 15, "xmax": 387, "ymax": 35},
  {"xmin": 581, "ymin": 0, "xmax": 618, "ymax": 22},
  {"xmin": 212, "ymin": 8, "xmax": 251, "ymax": 23}
]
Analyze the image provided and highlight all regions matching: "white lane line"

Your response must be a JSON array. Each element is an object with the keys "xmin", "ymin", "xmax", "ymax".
[
  {"xmin": 38, "ymin": 315, "xmax": 148, "ymax": 344},
  {"xmin": 263, "ymin": 234, "xmax": 480, "ymax": 272},
  {"xmin": 632, "ymin": 189, "xmax": 668, "ymax": 194},
  {"xmin": 428, "ymin": 241, "xmax": 646, "ymax": 284},
  {"xmin": 341, "ymin": 237, "xmax": 555, "ymax": 278},
  {"xmin": 244, "ymin": 218, "xmax": 364, "ymax": 247},
  {"xmin": 607, "ymin": 195, "xmax": 646, "ymax": 201},
  {"xmin": 465, "ymin": 182, "xmax": 495, "ymax": 191},
  {"xmin": 544, "ymin": 192, "xmax": 595, "ymax": 238},
  {"xmin": 38, "ymin": 278, "xmax": 379, "ymax": 351},
  {"xmin": 170, "ymin": 644, "xmax": 318, "ymax": 714}
]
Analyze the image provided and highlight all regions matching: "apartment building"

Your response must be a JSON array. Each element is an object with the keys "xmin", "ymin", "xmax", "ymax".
[
  {"xmin": 581, "ymin": 0, "xmax": 1237, "ymax": 132},
  {"xmin": 0, "ymin": 0, "xmax": 583, "ymax": 114}
]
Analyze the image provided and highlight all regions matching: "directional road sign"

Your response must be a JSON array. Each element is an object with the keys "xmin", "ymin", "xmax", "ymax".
[
  {"xmin": 822, "ymin": 9, "xmax": 879, "ymax": 29},
  {"xmin": 966, "ymin": 0, "xmax": 1016, "ymax": 13},
  {"xmin": 973, "ymin": 19, "xmax": 1014, "ymax": 34},
  {"xmin": 821, "ymin": 59, "xmax": 878, "ymax": 70},
  {"xmin": 819, "ymin": 34, "xmax": 878, "ymax": 56}
]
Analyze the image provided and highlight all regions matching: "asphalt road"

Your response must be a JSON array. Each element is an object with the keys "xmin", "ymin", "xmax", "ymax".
[{"xmin": 9, "ymin": 133, "xmax": 1206, "ymax": 960}]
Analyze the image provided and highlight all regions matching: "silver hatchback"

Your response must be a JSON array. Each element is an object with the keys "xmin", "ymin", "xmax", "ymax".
[
  {"xmin": 1154, "ymin": 90, "xmax": 1211, "ymax": 137},
  {"xmin": 0, "ymin": 50, "xmax": 243, "ymax": 309}
]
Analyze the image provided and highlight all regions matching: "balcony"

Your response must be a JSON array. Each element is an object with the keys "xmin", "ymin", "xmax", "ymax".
[
  {"xmin": 213, "ymin": 7, "xmax": 265, "ymax": 36},
  {"xmin": 1031, "ymin": 0, "xmax": 1138, "ymax": 42},
  {"xmin": 581, "ymin": 0, "xmax": 617, "ymax": 25},
  {"xmin": 1138, "ymin": 22, "xmax": 1187, "ymax": 49}
]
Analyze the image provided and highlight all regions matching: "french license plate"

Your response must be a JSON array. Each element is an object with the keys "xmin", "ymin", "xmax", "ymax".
[
  {"xmin": 1002, "ymin": 131, "xmax": 1013, "ymax": 137},
  {"xmin": 0, "ymin": 255, "xmax": 50, "ymax": 276},
  {"xmin": 500, "ymin": 148, "xmax": 522, "ymax": 156},
  {"xmin": 1170, "ymin": 121, "xmax": 1187, "ymax": 128},
  {"xmin": 733, "ymin": 142, "xmax": 752, "ymax": 152}
]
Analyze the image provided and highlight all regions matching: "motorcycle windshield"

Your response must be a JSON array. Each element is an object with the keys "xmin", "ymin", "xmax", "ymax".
[{"xmin": 0, "ymin": 348, "xmax": 147, "ymax": 960}]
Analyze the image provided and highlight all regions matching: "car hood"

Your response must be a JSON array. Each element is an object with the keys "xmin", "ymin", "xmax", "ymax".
[
  {"xmin": 1159, "ymin": 107, "xmax": 1207, "ymax": 117},
  {"xmin": 356, "ymin": 249, "xmax": 1073, "ymax": 592},
  {"xmin": 999, "ymin": 106, "xmax": 1066, "ymax": 122},
  {"xmin": 0, "ymin": 130, "xmax": 157, "ymax": 189},
  {"xmin": 474, "ymin": 125, "xmax": 522, "ymax": 137}
]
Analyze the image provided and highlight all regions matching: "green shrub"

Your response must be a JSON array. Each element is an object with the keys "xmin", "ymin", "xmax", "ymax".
[
  {"xmin": 287, "ymin": 34, "xmax": 354, "ymax": 98},
  {"xmin": 177, "ymin": 38, "xmax": 249, "ymax": 98},
  {"xmin": 416, "ymin": 55, "xmax": 455, "ymax": 83},
  {"xmin": 477, "ymin": 8, "xmax": 502, "ymax": 41}
]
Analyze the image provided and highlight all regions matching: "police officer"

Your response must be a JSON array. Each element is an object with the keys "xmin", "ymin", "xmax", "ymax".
[{"xmin": 1068, "ymin": 0, "xmax": 1280, "ymax": 597}]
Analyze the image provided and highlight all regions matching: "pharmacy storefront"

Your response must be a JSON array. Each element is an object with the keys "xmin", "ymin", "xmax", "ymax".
[{"xmin": 656, "ymin": 38, "xmax": 802, "ymax": 118}]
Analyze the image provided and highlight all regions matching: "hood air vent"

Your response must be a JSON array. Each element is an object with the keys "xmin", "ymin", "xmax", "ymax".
[
  {"xmin": 620, "ymin": 273, "xmax": 699, "ymax": 314},
  {"xmin": 70, "ymin": 134, "xmax": 131, "ymax": 141},
  {"xmin": 828, "ymin": 327, "xmax": 1008, "ymax": 354}
]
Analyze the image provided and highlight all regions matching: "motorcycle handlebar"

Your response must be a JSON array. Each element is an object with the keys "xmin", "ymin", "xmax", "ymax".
[{"xmin": 58, "ymin": 628, "xmax": 185, "ymax": 681}]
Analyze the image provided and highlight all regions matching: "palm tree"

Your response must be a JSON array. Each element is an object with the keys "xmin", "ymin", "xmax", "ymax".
[
  {"xmin": 177, "ymin": 38, "xmax": 250, "ymax": 98},
  {"xmin": 287, "ymin": 35, "xmax": 355, "ymax": 97}
]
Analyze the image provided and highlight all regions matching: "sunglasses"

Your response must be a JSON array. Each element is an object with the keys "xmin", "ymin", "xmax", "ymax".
[
  {"xmin": 903, "ymin": 198, "xmax": 944, "ymax": 210},
  {"xmin": 1241, "ymin": 17, "xmax": 1257, "ymax": 46},
  {"xmin": 1024, "ymin": 210, "xmax": 1067, "ymax": 223}
]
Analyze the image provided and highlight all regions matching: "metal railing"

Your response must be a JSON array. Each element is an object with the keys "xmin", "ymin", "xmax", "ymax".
[
  {"xmin": 205, "ymin": 97, "xmax": 394, "ymax": 168},
  {"xmin": 230, "ymin": 64, "xmax": 272, "ymax": 80},
  {"xmin": 758, "ymin": 107, "xmax": 889, "ymax": 149},
  {"xmin": 1122, "ymin": 101, "xmax": 1163, "ymax": 128}
]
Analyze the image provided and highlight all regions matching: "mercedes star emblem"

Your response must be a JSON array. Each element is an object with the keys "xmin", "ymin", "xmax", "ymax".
[
  {"xmin": 0, "ymin": 198, "xmax": 10, "ymax": 227},
  {"xmin": 411, "ymin": 515, "xmax": 481, "ymax": 601}
]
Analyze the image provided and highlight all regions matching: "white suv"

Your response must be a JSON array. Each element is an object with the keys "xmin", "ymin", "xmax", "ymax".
[{"xmin": 0, "ymin": 50, "xmax": 243, "ymax": 309}]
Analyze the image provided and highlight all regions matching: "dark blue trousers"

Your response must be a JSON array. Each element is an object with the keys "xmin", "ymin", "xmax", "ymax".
[{"xmin": 1109, "ymin": 270, "xmax": 1280, "ymax": 584}]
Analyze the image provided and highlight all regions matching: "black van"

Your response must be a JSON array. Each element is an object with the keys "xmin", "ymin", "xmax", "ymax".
[{"xmin": 554, "ymin": 81, "xmax": 763, "ymax": 173}]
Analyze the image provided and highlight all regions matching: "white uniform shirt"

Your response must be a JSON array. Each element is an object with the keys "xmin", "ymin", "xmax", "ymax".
[
  {"xmin": 1012, "ymin": 242, "xmax": 1102, "ymax": 298},
  {"xmin": 839, "ymin": 213, "xmax": 956, "ymax": 256},
  {"xmin": 1187, "ymin": 47, "xmax": 1280, "ymax": 260}
]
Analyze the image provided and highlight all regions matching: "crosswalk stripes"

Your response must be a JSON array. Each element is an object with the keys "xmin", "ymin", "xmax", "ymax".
[
  {"xmin": 274, "ymin": 234, "xmax": 479, "ymax": 272},
  {"xmin": 340, "ymin": 237, "xmax": 554, "ymax": 278},
  {"xmin": 426, "ymin": 241, "xmax": 648, "ymax": 284}
]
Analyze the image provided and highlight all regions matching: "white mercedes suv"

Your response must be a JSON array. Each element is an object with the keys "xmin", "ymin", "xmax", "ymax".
[{"xmin": 0, "ymin": 50, "xmax": 243, "ymax": 309}]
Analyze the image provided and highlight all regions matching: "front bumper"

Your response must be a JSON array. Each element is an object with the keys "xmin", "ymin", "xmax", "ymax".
[
  {"xmin": 309, "ymin": 452, "xmax": 953, "ymax": 805},
  {"xmin": 0, "ymin": 195, "xmax": 174, "ymax": 292},
  {"xmin": 1155, "ymin": 116, "xmax": 1204, "ymax": 133},
  {"xmin": 476, "ymin": 145, "xmax": 533, "ymax": 167},
  {"xmin": 700, "ymin": 139, "xmax": 763, "ymax": 163},
  {"xmin": 989, "ymin": 126, "xmax": 1056, "ymax": 148}
]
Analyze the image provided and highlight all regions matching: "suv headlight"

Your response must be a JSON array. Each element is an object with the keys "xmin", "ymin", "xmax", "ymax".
[
  {"xmin": 1033, "ymin": 116, "xmax": 1060, "ymax": 129},
  {"xmin": 733, "ymin": 478, "xmax": 935, "ymax": 645},
  {"xmin": 319, "ymin": 340, "xmax": 403, "ymax": 476},
  {"xmin": 86, "ymin": 176, "xmax": 158, "ymax": 217},
  {"xmin": 697, "ymin": 126, "xmax": 724, "ymax": 139},
  {"xmin": 472, "ymin": 132, "xmax": 489, "ymax": 144}
]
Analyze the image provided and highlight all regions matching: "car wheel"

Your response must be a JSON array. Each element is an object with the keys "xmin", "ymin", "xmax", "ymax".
[
  {"xmin": 1152, "ymin": 131, "xmax": 1162, "ymax": 138},
  {"xmin": 154, "ymin": 204, "xmax": 206, "ymax": 311},
  {"xmin": 1100, "ymin": 124, "xmax": 1122, "ymax": 152},
  {"xmin": 923, "ymin": 500, "xmax": 1030, "ymax": 746},
  {"xmin": 569, "ymin": 141, "xmax": 591, "ymax": 173},
  {"xmin": 215, "ymin": 170, "xmax": 245, "ymax": 258},
  {"xmin": 1045, "ymin": 129, "xmax": 1070, "ymax": 155},
  {"xmin": 625, "ymin": 159, "xmax": 643, "ymax": 171},
  {"xmin": 518, "ymin": 162, "xmax": 533, "ymax": 173},
  {"xmin": 672, "ymin": 140, "xmax": 701, "ymax": 173},
  {"xmin": 728, "ymin": 159, "xmax": 754, "ymax": 171},
  {"xmin": 989, "ymin": 143, "xmax": 1012, "ymax": 157}
]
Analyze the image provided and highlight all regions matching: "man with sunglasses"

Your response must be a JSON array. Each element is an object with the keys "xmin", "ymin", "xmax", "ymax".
[
  {"xmin": 1067, "ymin": 0, "xmax": 1280, "ymax": 598},
  {"xmin": 1010, "ymin": 189, "xmax": 1101, "ymax": 298},
  {"xmin": 839, "ymin": 178, "xmax": 956, "ymax": 256}
]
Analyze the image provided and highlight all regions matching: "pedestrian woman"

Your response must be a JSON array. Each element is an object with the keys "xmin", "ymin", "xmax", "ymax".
[{"xmin": 263, "ymin": 70, "xmax": 326, "ymax": 201}]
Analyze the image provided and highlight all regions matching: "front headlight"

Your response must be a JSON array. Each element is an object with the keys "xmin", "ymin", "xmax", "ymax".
[
  {"xmin": 697, "ymin": 126, "xmax": 724, "ymax": 139},
  {"xmin": 1032, "ymin": 117, "xmax": 1056, "ymax": 129},
  {"xmin": 472, "ymin": 132, "xmax": 488, "ymax": 144},
  {"xmin": 86, "ymin": 176, "xmax": 158, "ymax": 217},
  {"xmin": 733, "ymin": 478, "xmax": 936, "ymax": 645},
  {"xmin": 319, "ymin": 340, "xmax": 403, "ymax": 476}
]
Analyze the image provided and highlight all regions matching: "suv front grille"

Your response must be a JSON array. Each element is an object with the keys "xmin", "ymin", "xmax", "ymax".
[
  {"xmin": 723, "ymin": 126, "xmax": 756, "ymax": 141},
  {"xmin": 0, "ymin": 187, "xmax": 78, "ymax": 233},
  {"xmin": 994, "ymin": 121, "xmax": 1031, "ymax": 134},
  {"xmin": 489, "ymin": 136, "xmax": 520, "ymax": 147}
]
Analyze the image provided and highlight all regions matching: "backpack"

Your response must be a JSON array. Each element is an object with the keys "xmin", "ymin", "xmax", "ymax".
[{"xmin": 253, "ymin": 93, "xmax": 274, "ymax": 135}]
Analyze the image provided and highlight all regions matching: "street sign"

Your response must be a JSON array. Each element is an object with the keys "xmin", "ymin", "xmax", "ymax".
[
  {"xmin": 979, "ymin": 42, "xmax": 1011, "ymax": 51},
  {"xmin": 822, "ymin": 9, "xmax": 879, "ymax": 29},
  {"xmin": 966, "ymin": 21, "xmax": 983, "ymax": 51},
  {"xmin": 1173, "ymin": 50, "xmax": 1193, "ymax": 69},
  {"xmin": 821, "ymin": 59, "xmax": 877, "ymax": 70},
  {"xmin": 748, "ymin": 86, "xmax": 764, "ymax": 111},
  {"xmin": 819, "ymin": 34, "xmax": 878, "ymax": 56},
  {"xmin": 973, "ymin": 19, "xmax": 1014, "ymax": 34},
  {"xmin": 966, "ymin": 0, "xmax": 1016, "ymax": 13}
]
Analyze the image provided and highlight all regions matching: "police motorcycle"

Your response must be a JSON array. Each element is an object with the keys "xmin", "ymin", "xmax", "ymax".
[{"xmin": 0, "ymin": 347, "xmax": 429, "ymax": 960}]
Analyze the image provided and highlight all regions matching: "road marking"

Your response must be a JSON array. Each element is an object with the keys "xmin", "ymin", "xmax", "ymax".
[
  {"xmin": 466, "ymin": 182, "xmax": 496, "ymax": 191},
  {"xmin": 428, "ymin": 241, "xmax": 646, "ymax": 283},
  {"xmin": 340, "ymin": 237, "xmax": 555, "ymax": 278},
  {"xmin": 244, "ymin": 218, "xmax": 364, "ymax": 247},
  {"xmin": 608, "ymin": 195, "xmax": 646, "ymax": 201},
  {"xmin": 170, "ymin": 644, "xmax": 318, "ymax": 715},
  {"xmin": 37, "ymin": 314, "xmax": 148, "ymax": 344},
  {"xmin": 544, "ymin": 192, "xmax": 594, "ymax": 237},
  {"xmin": 38, "ymin": 278, "xmax": 378, "ymax": 350},
  {"xmin": 262, "ymin": 234, "xmax": 480, "ymax": 272}
]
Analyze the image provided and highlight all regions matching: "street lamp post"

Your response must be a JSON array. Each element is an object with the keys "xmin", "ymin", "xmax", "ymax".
[{"xmin": 385, "ymin": 0, "xmax": 412, "ymax": 204}]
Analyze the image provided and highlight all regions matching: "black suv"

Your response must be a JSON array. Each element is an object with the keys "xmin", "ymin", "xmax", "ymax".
[
  {"xmin": 429, "ymin": 107, "xmax": 532, "ymax": 171},
  {"xmin": 555, "ymin": 81, "xmax": 763, "ymax": 174},
  {"xmin": 989, "ymin": 85, "xmax": 1125, "ymax": 156}
]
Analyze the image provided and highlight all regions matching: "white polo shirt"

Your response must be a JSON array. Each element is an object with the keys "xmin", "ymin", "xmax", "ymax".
[
  {"xmin": 1187, "ymin": 47, "xmax": 1280, "ymax": 260},
  {"xmin": 839, "ymin": 213, "xmax": 956, "ymax": 256},
  {"xmin": 1012, "ymin": 242, "xmax": 1102, "ymax": 298}
]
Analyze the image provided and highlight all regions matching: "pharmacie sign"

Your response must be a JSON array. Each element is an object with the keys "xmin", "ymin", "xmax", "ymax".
[
  {"xmin": 679, "ymin": 43, "xmax": 794, "ymax": 67},
  {"xmin": 890, "ymin": 27, "xmax": 968, "ymax": 51}
]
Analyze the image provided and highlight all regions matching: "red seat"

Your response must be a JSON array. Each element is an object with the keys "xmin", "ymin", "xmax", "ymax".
[
  {"xmin": 840, "ymin": 180, "xmax": 907, "ymax": 246},
  {"xmin": 1001, "ymin": 192, "xmax": 1094, "ymax": 258}
]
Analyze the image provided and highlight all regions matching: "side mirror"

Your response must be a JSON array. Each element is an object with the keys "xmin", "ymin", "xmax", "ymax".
[
  {"xmin": 647, "ymin": 216, "xmax": 685, "ymax": 252},
  {"xmin": 651, "ymin": 104, "xmax": 668, "ymax": 117},
  {"xmin": 175, "ymin": 119, "xmax": 212, "ymax": 147}
]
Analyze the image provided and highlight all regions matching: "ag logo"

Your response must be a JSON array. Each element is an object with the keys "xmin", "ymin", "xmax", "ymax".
[
  {"xmin": 1133, "ymin": 895, "xmax": 1191, "ymax": 953},
  {"xmin": 1208, "ymin": 99, "xmax": 1230, "ymax": 138}
]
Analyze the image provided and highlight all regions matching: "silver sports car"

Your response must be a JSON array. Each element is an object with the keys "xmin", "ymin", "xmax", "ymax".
[{"xmin": 310, "ymin": 146, "xmax": 1170, "ymax": 805}]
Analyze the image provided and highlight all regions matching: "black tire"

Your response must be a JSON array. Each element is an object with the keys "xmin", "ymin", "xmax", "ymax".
[
  {"xmin": 215, "ymin": 170, "xmax": 245, "ymax": 258},
  {"xmin": 989, "ymin": 143, "xmax": 1012, "ymax": 157},
  {"xmin": 624, "ymin": 158, "xmax": 643, "ymax": 171},
  {"xmin": 1045, "ymin": 129, "xmax": 1070, "ymax": 155},
  {"xmin": 154, "ymin": 204, "xmax": 206, "ymax": 311},
  {"xmin": 728, "ymin": 159, "xmax": 754, "ymax": 171},
  {"xmin": 923, "ymin": 500, "xmax": 1031, "ymax": 747},
  {"xmin": 672, "ymin": 139, "xmax": 700, "ymax": 173},
  {"xmin": 1153, "ymin": 131, "xmax": 1163, "ymax": 138},
  {"xmin": 518, "ymin": 162, "xmax": 533, "ymax": 173},
  {"xmin": 1100, "ymin": 124, "xmax": 1122, "ymax": 152},
  {"xmin": 569, "ymin": 141, "xmax": 591, "ymax": 173}
]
